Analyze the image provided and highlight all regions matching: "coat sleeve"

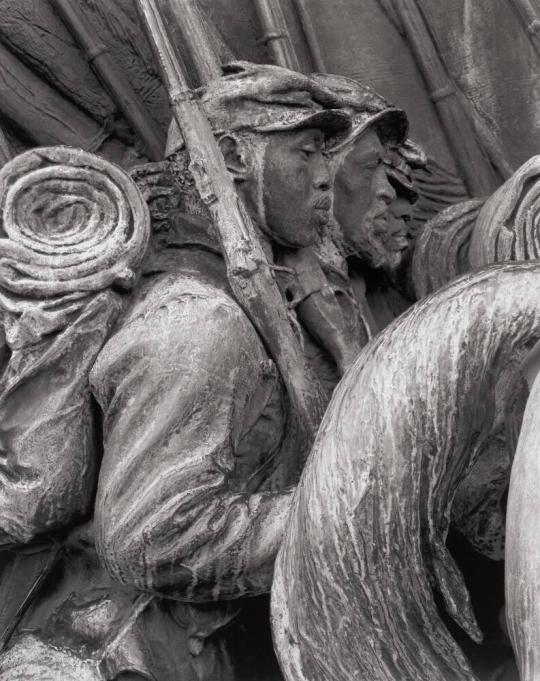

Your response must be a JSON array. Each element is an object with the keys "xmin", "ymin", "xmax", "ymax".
[
  {"xmin": 0, "ymin": 291, "xmax": 124, "ymax": 546},
  {"xmin": 92, "ymin": 282, "xmax": 293, "ymax": 601}
]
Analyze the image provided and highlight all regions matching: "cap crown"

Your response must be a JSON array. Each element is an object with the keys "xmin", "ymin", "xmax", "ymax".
[
  {"xmin": 201, "ymin": 61, "xmax": 350, "ymax": 135},
  {"xmin": 166, "ymin": 61, "xmax": 351, "ymax": 157},
  {"xmin": 314, "ymin": 72, "xmax": 409, "ymax": 149}
]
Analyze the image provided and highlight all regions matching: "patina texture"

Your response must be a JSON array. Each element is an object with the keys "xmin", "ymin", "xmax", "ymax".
[
  {"xmin": 413, "ymin": 157, "xmax": 540, "ymax": 561},
  {"xmin": 506, "ymin": 361, "xmax": 540, "ymax": 681},
  {"xmin": 0, "ymin": 147, "xmax": 149, "ymax": 545},
  {"xmin": 272, "ymin": 262, "xmax": 540, "ymax": 681},
  {"xmin": 0, "ymin": 59, "xmax": 352, "ymax": 680},
  {"xmin": 0, "ymin": 2, "xmax": 538, "ymax": 679}
]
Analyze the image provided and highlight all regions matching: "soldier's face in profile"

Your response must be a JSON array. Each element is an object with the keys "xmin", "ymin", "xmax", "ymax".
[
  {"xmin": 333, "ymin": 129, "xmax": 409, "ymax": 269},
  {"xmin": 262, "ymin": 128, "xmax": 331, "ymax": 248},
  {"xmin": 384, "ymin": 193, "xmax": 414, "ymax": 269}
]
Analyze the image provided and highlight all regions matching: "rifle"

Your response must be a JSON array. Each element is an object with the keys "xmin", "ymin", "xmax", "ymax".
[
  {"xmin": 508, "ymin": 0, "xmax": 540, "ymax": 52},
  {"xmin": 252, "ymin": 0, "xmax": 300, "ymax": 70},
  {"xmin": 136, "ymin": 0, "xmax": 326, "ymax": 471},
  {"xmin": 0, "ymin": 124, "xmax": 11, "ymax": 168},
  {"xmin": 50, "ymin": 0, "xmax": 165, "ymax": 161},
  {"xmin": 158, "ymin": 0, "xmax": 221, "ymax": 83},
  {"xmin": 391, "ymin": 0, "xmax": 501, "ymax": 197},
  {"xmin": 290, "ymin": 0, "xmax": 327, "ymax": 71}
]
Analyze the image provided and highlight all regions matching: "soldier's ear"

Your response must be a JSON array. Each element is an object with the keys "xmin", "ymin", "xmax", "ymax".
[{"xmin": 219, "ymin": 134, "xmax": 248, "ymax": 181}]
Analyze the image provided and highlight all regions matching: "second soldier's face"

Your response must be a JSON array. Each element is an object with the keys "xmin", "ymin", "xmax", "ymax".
[
  {"xmin": 261, "ymin": 128, "xmax": 331, "ymax": 248},
  {"xmin": 333, "ymin": 129, "xmax": 409, "ymax": 270}
]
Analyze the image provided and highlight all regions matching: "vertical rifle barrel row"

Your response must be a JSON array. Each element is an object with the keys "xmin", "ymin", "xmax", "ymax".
[
  {"xmin": 49, "ymin": 0, "xmax": 165, "ymax": 161},
  {"xmin": 253, "ymin": 0, "xmax": 300, "ymax": 70},
  {"xmin": 164, "ymin": 0, "xmax": 222, "ymax": 83},
  {"xmin": 290, "ymin": 0, "xmax": 326, "ymax": 72},
  {"xmin": 393, "ymin": 0, "xmax": 500, "ymax": 196}
]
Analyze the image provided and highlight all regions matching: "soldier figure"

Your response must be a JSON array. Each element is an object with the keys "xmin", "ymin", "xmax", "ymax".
[
  {"xmin": 311, "ymin": 73, "xmax": 427, "ymax": 346},
  {"xmin": 0, "ymin": 62, "xmax": 350, "ymax": 680}
]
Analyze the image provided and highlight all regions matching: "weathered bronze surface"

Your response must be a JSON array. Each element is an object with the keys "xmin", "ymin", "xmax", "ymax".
[
  {"xmin": 273, "ymin": 262, "xmax": 540, "ymax": 681},
  {"xmin": 0, "ymin": 2, "xmax": 538, "ymax": 680}
]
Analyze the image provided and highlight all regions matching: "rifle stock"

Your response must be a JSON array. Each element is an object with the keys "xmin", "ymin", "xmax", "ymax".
[{"xmin": 136, "ymin": 0, "xmax": 326, "ymax": 471}]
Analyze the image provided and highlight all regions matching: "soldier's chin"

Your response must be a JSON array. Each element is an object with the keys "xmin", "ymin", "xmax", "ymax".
[
  {"xmin": 264, "ymin": 224, "xmax": 317, "ymax": 249},
  {"xmin": 313, "ymin": 208, "xmax": 330, "ymax": 227},
  {"xmin": 382, "ymin": 248, "xmax": 406, "ymax": 272},
  {"xmin": 292, "ymin": 232, "xmax": 318, "ymax": 248},
  {"xmin": 363, "ymin": 243, "xmax": 402, "ymax": 271}
]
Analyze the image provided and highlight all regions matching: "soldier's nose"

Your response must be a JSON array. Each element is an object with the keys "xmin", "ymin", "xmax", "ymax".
[
  {"xmin": 313, "ymin": 155, "xmax": 331, "ymax": 191},
  {"xmin": 313, "ymin": 169, "xmax": 331, "ymax": 191}
]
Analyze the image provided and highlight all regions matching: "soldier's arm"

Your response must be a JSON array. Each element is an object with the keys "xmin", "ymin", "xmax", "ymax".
[
  {"xmin": 0, "ymin": 292, "xmax": 124, "ymax": 546},
  {"xmin": 92, "ymin": 284, "xmax": 294, "ymax": 601}
]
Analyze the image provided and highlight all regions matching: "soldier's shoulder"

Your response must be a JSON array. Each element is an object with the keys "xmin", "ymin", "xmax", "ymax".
[
  {"xmin": 122, "ymin": 271, "xmax": 242, "ymax": 326},
  {"xmin": 94, "ymin": 272, "xmax": 263, "ymax": 370}
]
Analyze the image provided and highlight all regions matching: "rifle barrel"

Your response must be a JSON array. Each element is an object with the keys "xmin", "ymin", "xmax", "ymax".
[
  {"xmin": 50, "ymin": 0, "xmax": 165, "ymax": 161},
  {"xmin": 0, "ymin": 124, "xmax": 12, "ymax": 167},
  {"xmin": 253, "ymin": 0, "xmax": 300, "ymax": 70},
  {"xmin": 394, "ymin": 0, "xmax": 500, "ymax": 196},
  {"xmin": 163, "ymin": 0, "xmax": 222, "ymax": 84},
  {"xmin": 508, "ymin": 0, "xmax": 540, "ymax": 51},
  {"xmin": 290, "ymin": 0, "xmax": 326, "ymax": 71}
]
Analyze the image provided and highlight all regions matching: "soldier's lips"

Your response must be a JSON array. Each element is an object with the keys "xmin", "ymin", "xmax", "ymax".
[
  {"xmin": 314, "ymin": 196, "xmax": 331, "ymax": 210},
  {"xmin": 315, "ymin": 210, "xmax": 330, "ymax": 226},
  {"xmin": 313, "ymin": 197, "xmax": 331, "ymax": 225}
]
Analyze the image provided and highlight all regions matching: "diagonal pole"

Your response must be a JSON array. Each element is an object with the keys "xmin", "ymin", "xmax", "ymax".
[
  {"xmin": 290, "ymin": 0, "xmax": 327, "ymax": 71},
  {"xmin": 50, "ymin": 0, "xmax": 165, "ymax": 161},
  {"xmin": 137, "ymin": 0, "xmax": 326, "ymax": 471},
  {"xmin": 252, "ymin": 0, "xmax": 300, "ymax": 70},
  {"xmin": 507, "ymin": 0, "xmax": 540, "ymax": 52},
  {"xmin": 0, "ymin": 125, "xmax": 11, "ymax": 168},
  {"xmin": 392, "ymin": 0, "xmax": 501, "ymax": 197}
]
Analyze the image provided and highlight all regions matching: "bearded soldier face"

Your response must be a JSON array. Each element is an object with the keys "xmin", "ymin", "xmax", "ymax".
[{"xmin": 333, "ymin": 129, "xmax": 410, "ymax": 270}]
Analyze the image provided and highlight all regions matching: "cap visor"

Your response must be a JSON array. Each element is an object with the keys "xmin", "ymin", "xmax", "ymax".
[
  {"xmin": 256, "ymin": 109, "xmax": 351, "ymax": 138},
  {"xmin": 331, "ymin": 108, "xmax": 408, "ymax": 152},
  {"xmin": 375, "ymin": 109, "xmax": 409, "ymax": 146},
  {"xmin": 387, "ymin": 169, "xmax": 419, "ymax": 203}
]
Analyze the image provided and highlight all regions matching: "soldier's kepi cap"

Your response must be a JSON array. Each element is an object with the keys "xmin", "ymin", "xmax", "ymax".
[
  {"xmin": 383, "ymin": 140, "xmax": 428, "ymax": 203},
  {"xmin": 313, "ymin": 73, "xmax": 408, "ymax": 152},
  {"xmin": 166, "ymin": 61, "xmax": 351, "ymax": 158},
  {"xmin": 314, "ymin": 73, "xmax": 429, "ymax": 202}
]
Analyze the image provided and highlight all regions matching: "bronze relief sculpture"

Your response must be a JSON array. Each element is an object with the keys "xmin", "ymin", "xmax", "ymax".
[
  {"xmin": 0, "ymin": 1, "xmax": 539, "ymax": 680},
  {"xmin": 271, "ymin": 260, "xmax": 540, "ymax": 681},
  {"xmin": 0, "ymin": 60, "xmax": 353, "ymax": 680}
]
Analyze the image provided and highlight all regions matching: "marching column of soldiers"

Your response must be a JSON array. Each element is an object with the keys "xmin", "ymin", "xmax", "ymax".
[{"xmin": 0, "ymin": 3, "xmax": 536, "ymax": 681}]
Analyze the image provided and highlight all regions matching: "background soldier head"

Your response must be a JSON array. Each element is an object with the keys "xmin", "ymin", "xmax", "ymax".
[{"xmin": 314, "ymin": 73, "xmax": 427, "ymax": 271}]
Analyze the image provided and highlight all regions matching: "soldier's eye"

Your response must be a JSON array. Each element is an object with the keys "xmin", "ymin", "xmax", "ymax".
[{"xmin": 299, "ymin": 147, "xmax": 315, "ymax": 159}]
